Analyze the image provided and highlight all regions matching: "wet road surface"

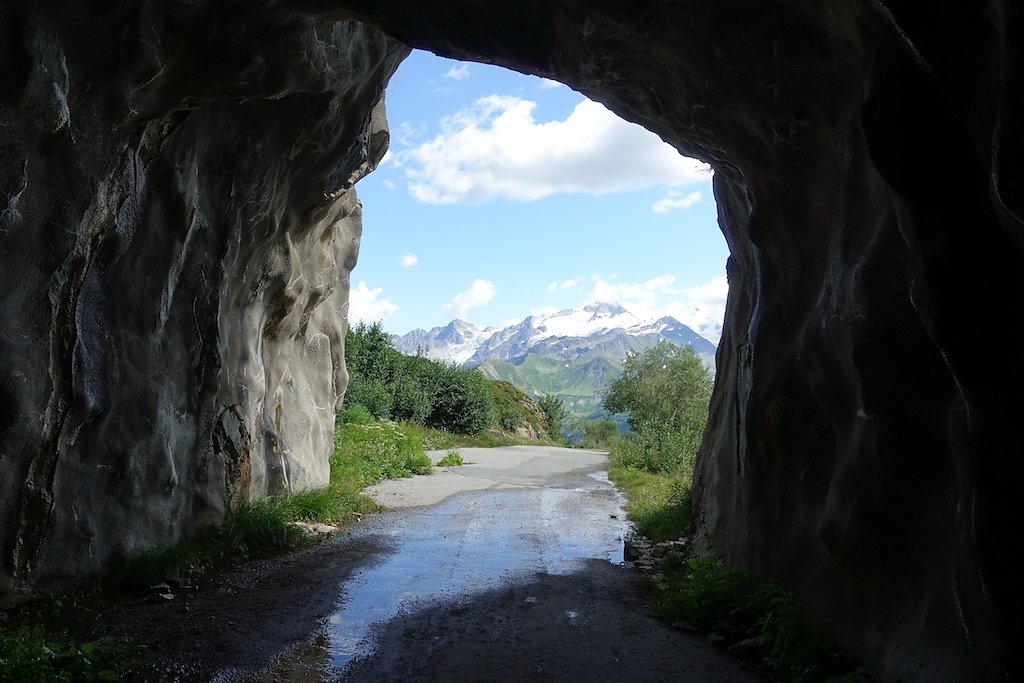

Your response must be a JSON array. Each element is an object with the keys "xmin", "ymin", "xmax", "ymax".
[
  {"xmin": 249, "ymin": 446, "xmax": 760, "ymax": 682},
  {"xmin": 100, "ymin": 446, "xmax": 758, "ymax": 681}
]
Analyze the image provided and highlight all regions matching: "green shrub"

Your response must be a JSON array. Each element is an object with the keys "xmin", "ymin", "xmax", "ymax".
[
  {"xmin": 0, "ymin": 625, "xmax": 119, "ymax": 682},
  {"xmin": 390, "ymin": 376, "xmax": 430, "ymax": 423},
  {"xmin": 343, "ymin": 375, "xmax": 393, "ymax": 419},
  {"xmin": 602, "ymin": 341, "xmax": 711, "ymax": 476},
  {"xmin": 424, "ymin": 366, "xmax": 495, "ymax": 434},
  {"xmin": 654, "ymin": 556, "xmax": 846, "ymax": 682},
  {"xmin": 580, "ymin": 419, "xmax": 619, "ymax": 448},
  {"xmin": 338, "ymin": 404, "xmax": 374, "ymax": 425},
  {"xmin": 538, "ymin": 394, "xmax": 567, "ymax": 440},
  {"xmin": 437, "ymin": 450, "xmax": 465, "ymax": 467}
]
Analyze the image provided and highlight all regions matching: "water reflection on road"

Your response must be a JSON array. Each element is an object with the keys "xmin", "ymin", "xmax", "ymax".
[{"xmin": 325, "ymin": 469, "xmax": 627, "ymax": 671}]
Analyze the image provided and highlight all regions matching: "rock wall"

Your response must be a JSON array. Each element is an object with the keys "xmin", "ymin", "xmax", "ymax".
[
  {"xmin": 2, "ymin": 0, "xmax": 1021, "ymax": 680},
  {"xmin": 0, "ymin": 3, "xmax": 406, "ymax": 600},
  {"xmin": 306, "ymin": 1, "xmax": 1020, "ymax": 679}
]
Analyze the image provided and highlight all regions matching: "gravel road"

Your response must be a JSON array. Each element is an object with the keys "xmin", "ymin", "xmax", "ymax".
[{"xmin": 103, "ymin": 446, "xmax": 759, "ymax": 682}]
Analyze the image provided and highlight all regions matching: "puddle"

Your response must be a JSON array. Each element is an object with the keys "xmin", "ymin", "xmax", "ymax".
[{"xmin": 312, "ymin": 467, "xmax": 629, "ymax": 674}]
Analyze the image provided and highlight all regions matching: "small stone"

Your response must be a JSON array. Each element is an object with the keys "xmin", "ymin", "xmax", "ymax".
[
  {"xmin": 609, "ymin": 512, "xmax": 618, "ymax": 519},
  {"xmin": 707, "ymin": 633, "xmax": 727, "ymax": 646},
  {"xmin": 729, "ymin": 635, "xmax": 766, "ymax": 657},
  {"xmin": 671, "ymin": 620, "xmax": 698, "ymax": 632},
  {"xmin": 149, "ymin": 583, "xmax": 171, "ymax": 592},
  {"xmin": 652, "ymin": 544, "xmax": 670, "ymax": 558}
]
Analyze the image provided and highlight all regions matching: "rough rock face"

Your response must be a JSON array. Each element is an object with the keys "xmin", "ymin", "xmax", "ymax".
[
  {"xmin": 0, "ymin": 4, "xmax": 406, "ymax": 599},
  {"xmin": 3, "ymin": 1, "xmax": 1021, "ymax": 680}
]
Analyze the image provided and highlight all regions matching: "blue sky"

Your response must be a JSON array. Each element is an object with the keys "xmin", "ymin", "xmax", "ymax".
[{"xmin": 351, "ymin": 50, "xmax": 729, "ymax": 342}]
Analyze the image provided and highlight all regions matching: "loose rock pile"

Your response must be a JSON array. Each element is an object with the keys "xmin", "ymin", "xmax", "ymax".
[{"xmin": 623, "ymin": 532, "xmax": 691, "ymax": 580}]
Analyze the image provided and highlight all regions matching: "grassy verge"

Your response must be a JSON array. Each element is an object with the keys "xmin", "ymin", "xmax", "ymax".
[
  {"xmin": 607, "ymin": 457, "xmax": 692, "ymax": 542},
  {"xmin": 607, "ymin": 441, "xmax": 868, "ymax": 682},
  {"xmin": 398, "ymin": 421, "xmax": 557, "ymax": 450}
]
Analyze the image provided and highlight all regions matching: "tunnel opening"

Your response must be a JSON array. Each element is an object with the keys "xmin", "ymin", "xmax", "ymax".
[
  {"xmin": 0, "ymin": 3, "xmax": 1020, "ymax": 680},
  {"xmin": 347, "ymin": 49, "xmax": 729, "ymax": 435}
]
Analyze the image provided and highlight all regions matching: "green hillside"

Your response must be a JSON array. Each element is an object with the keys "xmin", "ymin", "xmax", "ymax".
[{"xmin": 477, "ymin": 354, "xmax": 623, "ymax": 420}]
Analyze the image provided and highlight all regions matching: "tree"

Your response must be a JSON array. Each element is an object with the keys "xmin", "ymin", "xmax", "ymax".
[
  {"xmin": 602, "ymin": 341, "xmax": 713, "ymax": 474},
  {"xmin": 604, "ymin": 341, "xmax": 712, "ymax": 433},
  {"xmin": 538, "ymin": 394, "xmax": 567, "ymax": 440}
]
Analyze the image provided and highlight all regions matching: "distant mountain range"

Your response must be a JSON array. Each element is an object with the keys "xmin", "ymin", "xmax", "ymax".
[
  {"xmin": 391, "ymin": 303, "xmax": 716, "ymax": 366},
  {"xmin": 391, "ymin": 303, "xmax": 717, "ymax": 421}
]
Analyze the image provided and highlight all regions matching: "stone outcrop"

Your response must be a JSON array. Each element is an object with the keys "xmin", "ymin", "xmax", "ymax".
[
  {"xmin": 0, "ymin": 4, "xmax": 406, "ymax": 600},
  {"xmin": 2, "ymin": 1, "xmax": 1021, "ymax": 680}
]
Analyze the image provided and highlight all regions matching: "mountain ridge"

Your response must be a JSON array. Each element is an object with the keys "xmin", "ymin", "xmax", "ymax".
[{"xmin": 391, "ymin": 303, "xmax": 716, "ymax": 367}]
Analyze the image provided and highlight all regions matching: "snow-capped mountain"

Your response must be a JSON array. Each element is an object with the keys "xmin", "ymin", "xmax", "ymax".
[{"xmin": 391, "ymin": 303, "xmax": 716, "ymax": 367}]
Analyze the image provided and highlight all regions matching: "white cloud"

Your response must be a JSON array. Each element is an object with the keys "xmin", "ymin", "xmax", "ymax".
[
  {"xmin": 547, "ymin": 277, "xmax": 581, "ymax": 293},
  {"xmin": 392, "ymin": 95, "xmax": 710, "ymax": 204},
  {"xmin": 585, "ymin": 273, "xmax": 728, "ymax": 344},
  {"xmin": 588, "ymin": 273, "xmax": 679, "ymax": 316},
  {"xmin": 663, "ymin": 276, "xmax": 729, "ymax": 344},
  {"xmin": 444, "ymin": 64, "xmax": 471, "ymax": 81},
  {"xmin": 539, "ymin": 78, "xmax": 562, "ymax": 89},
  {"xmin": 347, "ymin": 281, "xmax": 398, "ymax": 324},
  {"xmin": 444, "ymin": 279, "xmax": 497, "ymax": 320},
  {"xmin": 399, "ymin": 253, "xmax": 419, "ymax": 267},
  {"xmin": 653, "ymin": 190, "xmax": 703, "ymax": 214}
]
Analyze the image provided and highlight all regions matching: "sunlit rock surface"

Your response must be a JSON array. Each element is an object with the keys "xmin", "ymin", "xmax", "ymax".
[
  {"xmin": 2, "ymin": 1, "xmax": 1021, "ymax": 680},
  {"xmin": 0, "ymin": 5, "xmax": 406, "ymax": 599}
]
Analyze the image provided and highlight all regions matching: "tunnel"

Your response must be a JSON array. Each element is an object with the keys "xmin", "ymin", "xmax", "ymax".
[{"xmin": 0, "ymin": 1, "xmax": 1021, "ymax": 679}]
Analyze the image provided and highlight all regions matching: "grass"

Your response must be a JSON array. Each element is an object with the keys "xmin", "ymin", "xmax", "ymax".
[
  {"xmin": 607, "ymin": 453, "xmax": 692, "ymax": 542},
  {"xmin": 398, "ymin": 421, "xmax": 550, "ymax": 450},
  {"xmin": 606, "ymin": 438, "xmax": 867, "ymax": 682},
  {"xmin": 437, "ymin": 450, "xmax": 465, "ymax": 467},
  {"xmin": 115, "ymin": 407, "xmax": 432, "ymax": 588}
]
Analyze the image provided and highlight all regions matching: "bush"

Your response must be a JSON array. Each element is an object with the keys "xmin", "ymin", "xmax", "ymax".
[
  {"xmin": 343, "ymin": 374, "xmax": 393, "ymax": 420},
  {"xmin": 338, "ymin": 404, "xmax": 374, "ymax": 425},
  {"xmin": 538, "ymin": 394, "xmax": 567, "ymax": 440},
  {"xmin": 390, "ymin": 376, "xmax": 430, "ymax": 423},
  {"xmin": 437, "ymin": 450, "xmax": 465, "ymax": 467},
  {"xmin": 0, "ymin": 625, "xmax": 119, "ymax": 683},
  {"xmin": 424, "ymin": 365, "xmax": 495, "ymax": 434},
  {"xmin": 580, "ymin": 419, "xmax": 619, "ymax": 448}
]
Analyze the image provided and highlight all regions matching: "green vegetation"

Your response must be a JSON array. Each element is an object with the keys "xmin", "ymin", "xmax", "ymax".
[
  {"xmin": 604, "ymin": 341, "xmax": 713, "ymax": 475},
  {"xmin": 116, "ymin": 405, "xmax": 429, "ymax": 588},
  {"xmin": 537, "ymin": 394, "xmax": 567, "ymax": 440},
  {"xmin": 597, "ymin": 342, "xmax": 865, "ymax": 681},
  {"xmin": 488, "ymin": 380, "xmax": 549, "ymax": 436},
  {"xmin": 437, "ymin": 450, "xmax": 465, "ymax": 467},
  {"xmin": 653, "ymin": 556, "xmax": 868, "ymax": 682},
  {"xmin": 344, "ymin": 322, "xmax": 560, "ymax": 439},
  {"xmin": 478, "ymin": 354, "xmax": 620, "ymax": 422},
  {"xmin": 0, "ymin": 625, "xmax": 121, "ymax": 682},
  {"xmin": 578, "ymin": 419, "xmax": 620, "ymax": 449},
  {"xmin": 607, "ymin": 464, "xmax": 691, "ymax": 542}
]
